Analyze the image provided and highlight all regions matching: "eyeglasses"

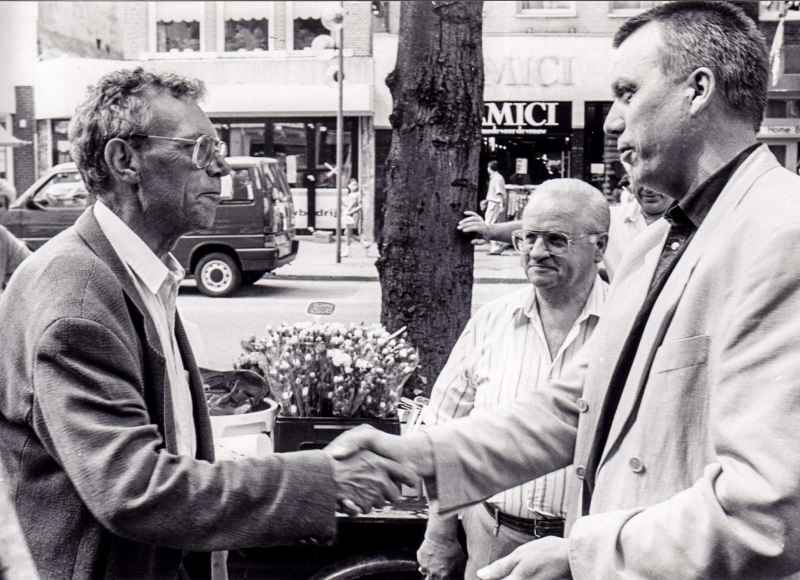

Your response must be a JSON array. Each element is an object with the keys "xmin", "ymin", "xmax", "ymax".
[
  {"xmin": 131, "ymin": 133, "xmax": 227, "ymax": 170},
  {"xmin": 511, "ymin": 229, "xmax": 602, "ymax": 255}
]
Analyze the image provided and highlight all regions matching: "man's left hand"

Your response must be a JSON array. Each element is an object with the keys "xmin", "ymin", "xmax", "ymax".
[{"xmin": 477, "ymin": 537, "xmax": 571, "ymax": 580}]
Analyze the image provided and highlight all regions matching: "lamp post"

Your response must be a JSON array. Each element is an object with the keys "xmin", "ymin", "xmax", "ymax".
[{"xmin": 321, "ymin": 3, "xmax": 346, "ymax": 263}]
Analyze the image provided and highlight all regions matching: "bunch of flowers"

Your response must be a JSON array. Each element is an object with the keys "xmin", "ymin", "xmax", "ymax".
[{"xmin": 235, "ymin": 322, "xmax": 419, "ymax": 418}]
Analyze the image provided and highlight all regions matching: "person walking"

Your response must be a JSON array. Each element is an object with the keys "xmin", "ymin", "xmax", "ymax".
[{"xmin": 481, "ymin": 161, "xmax": 508, "ymax": 255}]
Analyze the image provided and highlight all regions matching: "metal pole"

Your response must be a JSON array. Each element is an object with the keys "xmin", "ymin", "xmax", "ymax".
[{"xmin": 335, "ymin": 4, "xmax": 344, "ymax": 263}]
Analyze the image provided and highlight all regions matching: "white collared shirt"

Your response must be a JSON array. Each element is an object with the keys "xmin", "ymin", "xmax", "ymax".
[
  {"xmin": 422, "ymin": 277, "xmax": 608, "ymax": 518},
  {"xmin": 605, "ymin": 201, "xmax": 649, "ymax": 279},
  {"xmin": 94, "ymin": 200, "xmax": 197, "ymax": 458}
]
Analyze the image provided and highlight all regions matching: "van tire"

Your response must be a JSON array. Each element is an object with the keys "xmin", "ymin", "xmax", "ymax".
[
  {"xmin": 242, "ymin": 270, "xmax": 267, "ymax": 285},
  {"xmin": 195, "ymin": 252, "xmax": 241, "ymax": 297}
]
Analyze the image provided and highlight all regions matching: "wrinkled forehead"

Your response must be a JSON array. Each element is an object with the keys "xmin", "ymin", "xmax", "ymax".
[
  {"xmin": 144, "ymin": 90, "xmax": 215, "ymax": 136},
  {"xmin": 522, "ymin": 194, "xmax": 585, "ymax": 232}
]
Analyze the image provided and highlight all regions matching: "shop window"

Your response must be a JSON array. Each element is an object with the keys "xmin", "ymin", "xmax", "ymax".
[
  {"xmin": 517, "ymin": 1, "xmax": 576, "ymax": 17},
  {"xmin": 291, "ymin": 1, "xmax": 330, "ymax": 50},
  {"xmin": 608, "ymin": 1, "xmax": 656, "ymax": 17},
  {"xmin": 785, "ymin": 45, "xmax": 800, "ymax": 74},
  {"xmin": 51, "ymin": 119, "xmax": 72, "ymax": 165},
  {"xmin": 372, "ymin": 1, "xmax": 390, "ymax": 33},
  {"xmin": 766, "ymin": 99, "xmax": 800, "ymax": 118},
  {"xmin": 222, "ymin": 1, "xmax": 272, "ymax": 51},
  {"xmin": 153, "ymin": 1, "xmax": 202, "ymax": 52}
]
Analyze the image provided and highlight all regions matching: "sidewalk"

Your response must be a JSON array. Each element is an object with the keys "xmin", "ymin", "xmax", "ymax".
[{"xmin": 272, "ymin": 236, "xmax": 526, "ymax": 284}]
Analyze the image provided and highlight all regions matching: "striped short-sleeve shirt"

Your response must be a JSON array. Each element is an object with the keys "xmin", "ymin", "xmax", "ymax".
[{"xmin": 421, "ymin": 278, "xmax": 607, "ymax": 518}]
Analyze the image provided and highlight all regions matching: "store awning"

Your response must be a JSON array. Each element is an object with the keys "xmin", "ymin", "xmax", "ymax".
[{"xmin": 0, "ymin": 125, "xmax": 30, "ymax": 148}]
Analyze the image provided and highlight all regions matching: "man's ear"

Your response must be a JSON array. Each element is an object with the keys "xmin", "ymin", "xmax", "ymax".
[
  {"xmin": 686, "ymin": 67, "xmax": 714, "ymax": 117},
  {"xmin": 594, "ymin": 233, "xmax": 609, "ymax": 262},
  {"xmin": 104, "ymin": 138, "xmax": 141, "ymax": 185}
]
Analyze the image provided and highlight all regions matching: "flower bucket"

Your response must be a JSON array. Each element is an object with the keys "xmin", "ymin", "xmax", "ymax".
[{"xmin": 272, "ymin": 415, "xmax": 400, "ymax": 453}]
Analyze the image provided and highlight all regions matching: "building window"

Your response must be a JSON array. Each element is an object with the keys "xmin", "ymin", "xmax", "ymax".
[
  {"xmin": 221, "ymin": 1, "xmax": 272, "ymax": 51},
  {"xmin": 153, "ymin": 1, "xmax": 203, "ymax": 52},
  {"xmin": 766, "ymin": 98, "xmax": 800, "ymax": 118},
  {"xmin": 608, "ymin": 1, "xmax": 657, "ymax": 17},
  {"xmin": 372, "ymin": 1, "xmax": 390, "ymax": 33},
  {"xmin": 290, "ymin": 1, "xmax": 330, "ymax": 50},
  {"xmin": 51, "ymin": 119, "xmax": 72, "ymax": 165},
  {"xmin": 517, "ymin": 1, "xmax": 576, "ymax": 17}
]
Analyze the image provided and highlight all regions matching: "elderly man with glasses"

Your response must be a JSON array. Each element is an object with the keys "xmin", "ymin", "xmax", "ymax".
[
  {"xmin": 416, "ymin": 178, "xmax": 609, "ymax": 580},
  {"xmin": 0, "ymin": 68, "xmax": 413, "ymax": 580}
]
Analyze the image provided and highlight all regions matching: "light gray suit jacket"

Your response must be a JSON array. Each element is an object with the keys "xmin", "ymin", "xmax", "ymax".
[
  {"xmin": 426, "ymin": 145, "xmax": 800, "ymax": 579},
  {"xmin": 0, "ymin": 209, "xmax": 338, "ymax": 580}
]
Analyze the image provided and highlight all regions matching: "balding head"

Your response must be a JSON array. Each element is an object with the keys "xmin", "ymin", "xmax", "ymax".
[{"xmin": 522, "ymin": 178, "xmax": 609, "ymax": 237}]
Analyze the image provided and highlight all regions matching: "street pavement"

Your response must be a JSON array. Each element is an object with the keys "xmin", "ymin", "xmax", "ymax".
[
  {"xmin": 270, "ymin": 235, "xmax": 527, "ymax": 283},
  {"xmin": 178, "ymin": 237, "xmax": 527, "ymax": 370}
]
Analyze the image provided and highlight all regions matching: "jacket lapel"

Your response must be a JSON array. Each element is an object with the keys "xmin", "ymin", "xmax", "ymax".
[
  {"xmin": 72, "ymin": 207, "xmax": 178, "ymax": 451},
  {"xmin": 597, "ymin": 145, "xmax": 781, "ymax": 469},
  {"xmin": 175, "ymin": 314, "xmax": 215, "ymax": 461}
]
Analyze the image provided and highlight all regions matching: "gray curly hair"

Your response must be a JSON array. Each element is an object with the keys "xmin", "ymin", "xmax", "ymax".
[{"xmin": 68, "ymin": 67, "xmax": 206, "ymax": 196}]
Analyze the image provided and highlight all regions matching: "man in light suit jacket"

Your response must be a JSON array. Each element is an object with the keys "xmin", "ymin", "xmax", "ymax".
[
  {"xmin": 330, "ymin": 2, "xmax": 800, "ymax": 578},
  {"xmin": 0, "ymin": 68, "xmax": 412, "ymax": 580}
]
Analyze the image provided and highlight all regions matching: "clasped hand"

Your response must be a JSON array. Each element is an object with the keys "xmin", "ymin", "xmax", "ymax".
[{"xmin": 324, "ymin": 425, "xmax": 419, "ymax": 515}]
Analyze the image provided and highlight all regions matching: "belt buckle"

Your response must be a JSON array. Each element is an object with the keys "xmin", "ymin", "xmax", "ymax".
[{"xmin": 532, "ymin": 518, "xmax": 544, "ymax": 539}]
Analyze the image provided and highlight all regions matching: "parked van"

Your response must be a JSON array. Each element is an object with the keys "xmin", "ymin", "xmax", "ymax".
[{"xmin": 0, "ymin": 157, "xmax": 298, "ymax": 297}]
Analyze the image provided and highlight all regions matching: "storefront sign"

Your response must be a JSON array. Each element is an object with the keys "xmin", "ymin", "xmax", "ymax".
[
  {"xmin": 482, "ymin": 101, "xmax": 572, "ymax": 136},
  {"xmin": 485, "ymin": 56, "xmax": 574, "ymax": 87}
]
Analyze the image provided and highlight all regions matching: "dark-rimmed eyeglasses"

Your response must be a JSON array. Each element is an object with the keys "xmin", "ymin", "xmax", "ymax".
[
  {"xmin": 131, "ymin": 133, "xmax": 227, "ymax": 170},
  {"xmin": 511, "ymin": 229, "xmax": 602, "ymax": 255}
]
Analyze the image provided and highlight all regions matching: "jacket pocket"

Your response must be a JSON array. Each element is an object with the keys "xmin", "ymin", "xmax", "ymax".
[{"xmin": 652, "ymin": 334, "xmax": 710, "ymax": 373}]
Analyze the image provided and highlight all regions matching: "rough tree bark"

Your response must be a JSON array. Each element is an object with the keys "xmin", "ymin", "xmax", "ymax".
[{"xmin": 378, "ymin": 0, "xmax": 483, "ymax": 395}]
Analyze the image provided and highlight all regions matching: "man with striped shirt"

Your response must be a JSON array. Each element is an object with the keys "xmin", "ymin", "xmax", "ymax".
[{"xmin": 416, "ymin": 179, "xmax": 610, "ymax": 580}]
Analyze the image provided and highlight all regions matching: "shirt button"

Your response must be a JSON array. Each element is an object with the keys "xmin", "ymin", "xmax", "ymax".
[
  {"xmin": 576, "ymin": 398, "xmax": 589, "ymax": 413},
  {"xmin": 575, "ymin": 465, "xmax": 586, "ymax": 479},
  {"xmin": 670, "ymin": 241, "xmax": 680, "ymax": 251},
  {"xmin": 629, "ymin": 457, "xmax": 645, "ymax": 474}
]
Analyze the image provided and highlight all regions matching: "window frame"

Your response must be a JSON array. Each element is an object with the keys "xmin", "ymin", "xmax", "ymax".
[
  {"xmin": 516, "ymin": 1, "xmax": 577, "ymax": 18},
  {"xmin": 607, "ymin": 1, "xmax": 657, "ymax": 18},
  {"xmin": 759, "ymin": 1, "xmax": 800, "ymax": 22},
  {"xmin": 148, "ymin": 1, "xmax": 206, "ymax": 54},
  {"xmin": 215, "ymin": 1, "xmax": 275, "ymax": 53}
]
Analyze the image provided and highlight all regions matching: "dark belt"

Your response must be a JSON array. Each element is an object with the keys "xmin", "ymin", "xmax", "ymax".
[{"xmin": 482, "ymin": 502, "xmax": 564, "ymax": 538}]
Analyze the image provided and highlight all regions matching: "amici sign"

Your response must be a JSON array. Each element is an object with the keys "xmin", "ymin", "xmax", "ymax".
[{"xmin": 481, "ymin": 101, "xmax": 572, "ymax": 136}]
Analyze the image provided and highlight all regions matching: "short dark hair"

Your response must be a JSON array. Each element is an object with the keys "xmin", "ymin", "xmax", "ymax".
[
  {"xmin": 488, "ymin": 161, "xmax": 499, "ymax": 172},
  {"xmin": 614, "ymin": 1, "xmax": 768, "ymax": 130},
  {"xmin": 68, "ymin": 67, "xmax": 206, "ymax": 196}
]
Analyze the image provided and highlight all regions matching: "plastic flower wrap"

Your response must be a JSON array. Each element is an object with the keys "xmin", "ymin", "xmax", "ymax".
[{"xmin": 235, "ymin": 322, "xmax": 419, "ymax": 418}]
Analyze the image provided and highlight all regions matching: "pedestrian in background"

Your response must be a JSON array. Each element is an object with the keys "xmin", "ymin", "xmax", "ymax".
[
  {"xmin": 480, "ymin": 161, "xmax": 508, "ymax": 255},
  {"xmin": 342, "ymin": 177, "xmax": 362, "ymax": 257}
]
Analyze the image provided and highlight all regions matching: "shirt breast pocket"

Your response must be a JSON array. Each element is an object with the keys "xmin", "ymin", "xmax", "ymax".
[{"xmin": 652, "ymin": 334, "xmax": 710, "ymax": 374}]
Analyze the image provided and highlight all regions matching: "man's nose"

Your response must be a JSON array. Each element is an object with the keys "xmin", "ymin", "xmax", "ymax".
[
  {"xmin": 528, "ymin": 236, "xmax": 551, "ymax": 258},
  {"xmin": 603, "ymin": 101, "xmax": 624, "ymax": 136}
]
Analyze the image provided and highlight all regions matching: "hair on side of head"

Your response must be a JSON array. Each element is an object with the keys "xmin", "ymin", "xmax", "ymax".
[
  {"xmin": 613, "ymin": 1, "xmax": 768, "ymax": 131},
  {"xmin": 68, "ymin": 67, "xmax": 207, "ymax": 196}
]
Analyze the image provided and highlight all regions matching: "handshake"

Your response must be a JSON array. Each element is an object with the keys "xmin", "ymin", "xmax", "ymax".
[{"xmin": 323, "ymin": 424, "xmax": 434, "ymax": 515}]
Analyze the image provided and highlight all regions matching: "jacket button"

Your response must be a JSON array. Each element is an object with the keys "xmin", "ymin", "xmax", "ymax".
[
  {"xmin": 576, "ymin": 398, "xmax": 589, "ymax": 413},
  {"xmin": 575, "ymin": 465, "xmax": 586, "ymax": 479},
  {"xmin": 629, "ymin": 457, "xmax": 645, "ymax": 474}
]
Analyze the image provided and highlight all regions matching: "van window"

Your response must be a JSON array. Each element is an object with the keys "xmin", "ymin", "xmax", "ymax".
[
  {"xmin": 33, "ymin": 172, "xmax": 89, "ymax": 209},
  {"xmin": 221, "ymin": 168, "xmax": 256, "ymax": 204}
]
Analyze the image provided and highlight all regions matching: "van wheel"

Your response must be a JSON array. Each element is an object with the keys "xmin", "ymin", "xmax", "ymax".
[
  {"xmin": 195, "ymin": 253, "xmax": 241, "ymax": 297},
  {"xmin": 242, "ymin": 270, "xmax": 267, "ymax": 285}
]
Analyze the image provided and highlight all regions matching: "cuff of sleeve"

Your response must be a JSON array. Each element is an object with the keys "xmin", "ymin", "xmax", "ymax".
[{"xmin": 567, "ymin": 508, "xmax": 643, "ymax": 580}]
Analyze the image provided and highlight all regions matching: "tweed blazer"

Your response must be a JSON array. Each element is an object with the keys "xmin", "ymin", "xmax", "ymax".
[
  {"xmin": 0, "ymin": 209, "xmax": 338, "ymax": 580},
  {"xmin": 426, "ymin": 145, "xmax": 800, "ymax": 579}
]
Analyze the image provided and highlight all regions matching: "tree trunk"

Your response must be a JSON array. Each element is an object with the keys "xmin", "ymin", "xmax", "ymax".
[{"xmin": 378, "ymin": 0, "xmax": 484, "ymax": 395}]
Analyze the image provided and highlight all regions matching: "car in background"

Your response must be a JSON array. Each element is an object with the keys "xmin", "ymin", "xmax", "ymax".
[{"xmin": 0, "ymin": 157, "xmax": 298, "ymax": 297}]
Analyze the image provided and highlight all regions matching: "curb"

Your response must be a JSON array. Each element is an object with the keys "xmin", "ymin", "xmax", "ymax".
[{"xmin": 272, "ymin": 274, "xmax": 526, "ymax": 284}]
